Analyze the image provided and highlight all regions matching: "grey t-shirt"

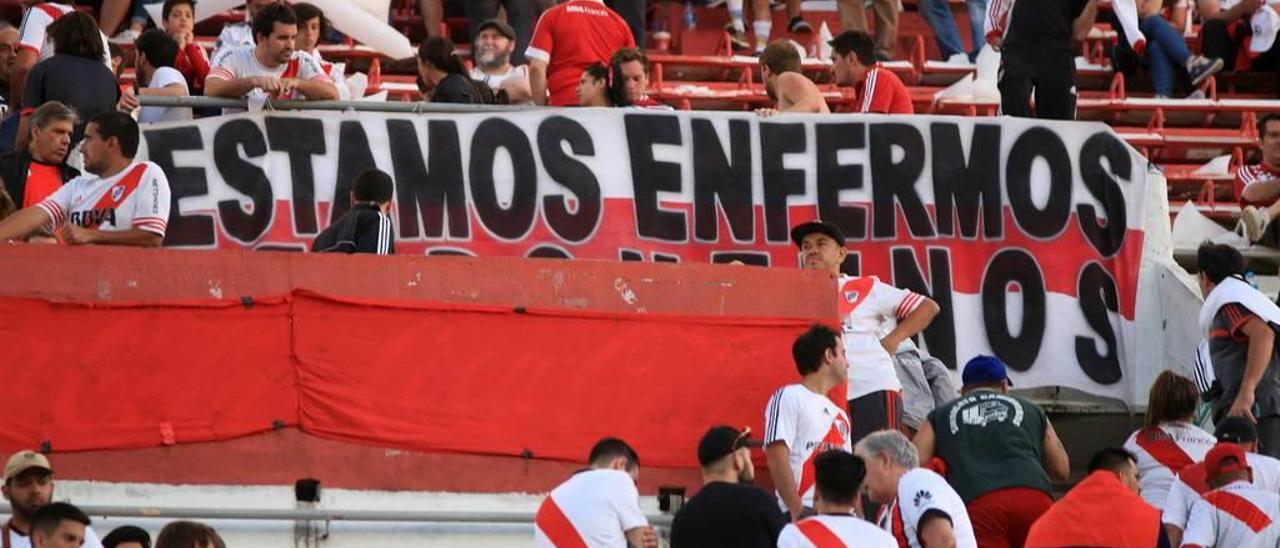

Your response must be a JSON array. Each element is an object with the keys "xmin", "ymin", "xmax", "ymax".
[{"xmin": 1209, "ymin": 303, "xmax": 1280, "ymax": 420}]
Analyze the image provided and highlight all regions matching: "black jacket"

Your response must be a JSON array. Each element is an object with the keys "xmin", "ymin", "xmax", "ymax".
[
  {"xmin": 0, "ymin": 149, "xmax": 79, "ymax": 207},
  {"xmin": 311, "ymin": 203, "xmax": 395, "ymax": 255}
]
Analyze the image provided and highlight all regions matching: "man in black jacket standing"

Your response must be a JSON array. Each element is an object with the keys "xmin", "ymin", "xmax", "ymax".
[{"xmin": 312, "ymin": 169, "xmax": 395, "ymax": 255}]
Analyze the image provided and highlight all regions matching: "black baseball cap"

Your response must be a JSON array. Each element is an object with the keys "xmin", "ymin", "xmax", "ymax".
[
  {"xmin": 1215, "ymin": 416, "xmax": 1259, "ymax": 444},
  {"xmin": 790, "ymin": 220, "xmax": 845, "ymax": 248},
  {"xmin": 697, "ymin": 426, "xmax": 761, "ymax": 466},
  {"xmin": 475, "ymin": 18, "xmax": 516, "ymax": 41}
]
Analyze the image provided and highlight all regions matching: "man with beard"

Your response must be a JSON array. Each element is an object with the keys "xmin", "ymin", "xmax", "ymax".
[
  {"xmin": 205, "ymin": 3, "xmax": 338, "ymax": 109},
  {"xmin": 756, "ymin": 40, "xmax": 828, "ymax": 117},
  {"xmin": 669, "ymin": 426, "xmax": 788, "ymax": 547},
  {"xmin": 2, "ymin": 451, "xmax": 104, "ymax": 548},
  {"xmin": 469, "ymin": 19, "xmax": 531, "ymax": 104}
]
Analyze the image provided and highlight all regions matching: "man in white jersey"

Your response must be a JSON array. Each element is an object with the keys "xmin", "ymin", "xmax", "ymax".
[
  {"xmin": 205, "ymin": 3, "xmax": 337, "ymax": 104},
  {"xmin": 1163, "ymin": 416, "xmax": 1280, "ymax": 545},
  {"xmin": 790, "ymin": 220, "xmax": 940, "ymax": 443},
  {"xmin": 1182, "ymin": 442, "xmax": 1280, "ymax": 548},
  {"xmin": 534, "ymin": 437, "xmax": 657, "ymax": 548},
  {"xmin": 118, "ymin": 30, "xmax": 191, "ymax": 124},
  {"xmin": 211, "ymin": 0, "xmax": 279, "ymax": 63},
  {"xmin": 778, "ymin": 450, "xmax": 897, "ymax": 547},
  {"xmin": 1123, "ymin": 371, "xmax": 1217, "ymax": 509},
  {"xmin": 0, "ymin": 111, "xmax": 169, "ymax": 246},
  {"xmin": 2, "ymin": 451, "xmax": 104, "ymax": 548},
  {"xmin": 9, "ymin": 2, "xmax": 111, "ymax": 107},
  {"xmin": 857, "ymin": 430, "xmax": 978, "ymax": 548},
  {"xmin": 765, "ymin": 323, "xmax": 853, "ymax": 520}
]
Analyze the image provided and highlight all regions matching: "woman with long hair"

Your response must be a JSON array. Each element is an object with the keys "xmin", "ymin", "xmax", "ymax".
[
  {"xmin": 575, "ymin": 62, "xmax": 629, "ymax": 107},
  {"xmin": 417, "ymin": 36, "xmax": 494, "ymax": 104},
  {"xmin": 1122, "ymin": 370, "xmax": 1217, "ymax": 508}
]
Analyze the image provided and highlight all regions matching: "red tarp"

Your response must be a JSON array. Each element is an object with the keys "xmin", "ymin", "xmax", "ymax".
[{"xmin": 0, "ymin": 291, "xmax": 822, "ymax": 468}]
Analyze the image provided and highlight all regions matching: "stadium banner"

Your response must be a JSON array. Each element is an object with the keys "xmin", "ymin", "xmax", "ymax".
[{"xmin": 138, "ymin": 110, "xmax": 1162, "ymax": 404}]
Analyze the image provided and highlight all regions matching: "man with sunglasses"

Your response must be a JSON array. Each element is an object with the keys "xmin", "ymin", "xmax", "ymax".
[{"xmin": 670, "ymin": 426, "xmax": 788, "ymax": 547}]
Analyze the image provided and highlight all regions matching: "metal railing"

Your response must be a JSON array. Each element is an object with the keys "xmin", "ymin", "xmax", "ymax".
[
  {"xmin": 135, "ymin": 95, "xmax": 539, "ymax": 113},
  {"xmin": 76, "ymin": 505, "xmax": 674, "ymax": 527}
]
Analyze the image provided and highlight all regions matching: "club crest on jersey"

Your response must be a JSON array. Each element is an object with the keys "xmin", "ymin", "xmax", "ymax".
[
  {"xmin": 110, "ymin": 185, "xmax": 125, "ymax": 202},
  {"xmin": 844, "ymin": 291, "xmax": 860, "ymax": 303},
  {"xmin": 835, "ymin": 415, "xmax": 850, "ymax": 439}
]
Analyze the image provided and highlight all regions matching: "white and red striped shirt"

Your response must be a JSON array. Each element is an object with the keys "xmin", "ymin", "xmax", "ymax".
[
  {"xmin": 1163, "ymin": 452, "xmax": 1280, "ymax": 532},
  {"xmin": 534, "ymin": 469, "xmax": 648, "ymax": 548},
  {"xmin": 838, "ymin": 275, "xmax": 927, "ymax": 400},
  {"xmin": 35, "ymin": 161, "xmax": 171, "ymax": 238},
  {"xmin": 778, "ymin": 514, "xmax": 898, "ymax": 548},
  {"xmin": 17, "ymin": 2, "xmax": 110, "ymax": 67},
  {"xmin": 206, "ymin": 46, "xmax": 333, "ymax": 99},
  {"xmin": 1183, "ymin": 480, "xmax": 1280, "ymax": 548},
  {"xmin": 765, "ymin": 384, "xmax": 853, "ymax": 512},
  {"xmin": 1123, "ymin": 421, "xmax": 1217, "ymax": 509}
]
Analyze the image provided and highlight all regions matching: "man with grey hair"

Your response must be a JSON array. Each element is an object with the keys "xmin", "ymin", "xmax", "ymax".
[
  {"xmin": 0, "ymin": 100, "xmax": 77, "ymax": 213},
  {"xmin": 856, "ymin": 431, "xmax": 976, "ymax": 548}
]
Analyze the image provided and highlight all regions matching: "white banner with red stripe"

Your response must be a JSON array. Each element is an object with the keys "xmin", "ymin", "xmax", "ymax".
[{"xmin": 135, "ymin": 109, "xmax": 1175, "ymax": 404}]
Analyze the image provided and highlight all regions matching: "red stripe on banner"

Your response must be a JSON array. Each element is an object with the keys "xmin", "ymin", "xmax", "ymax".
[
  {"xmin": 797, "ymin": 519, "xmax": 847, "ymax": 548},
  {"xmin": 1204, "ymin": 491, "xmax": 1273, "ymax": 532},
  {"xmin": 535, "ymin": 498, "xmax": 587, "ymax": 548},
  {"xmin": 225, "ymin": 199, "xmax": 1144, "ymax": 321},
  {"xmin": 1134, "ymin": 427, "xmax": 1196, "ymax": 472}
]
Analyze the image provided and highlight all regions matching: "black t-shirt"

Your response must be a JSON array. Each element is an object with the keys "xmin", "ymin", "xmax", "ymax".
[
  {"xmin": 23, "ymin": 54, "xmax": 119, "ymax": 147},
  {"xmin": 432, "ymin": 73, "xmax": 480, "ymax": 104},
  {"xmin": 1004, "ymin": 0, "xmax": 1090, "ymax": 51},
  {"xmin": 668, "ymin": 482, "xmax": 787, "ymax": 548}
]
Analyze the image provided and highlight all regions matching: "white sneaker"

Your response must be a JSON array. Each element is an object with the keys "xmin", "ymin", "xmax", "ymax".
[{"xmin": 1242, "ymin": 205, "xmax": 1269, "ymax": 242}]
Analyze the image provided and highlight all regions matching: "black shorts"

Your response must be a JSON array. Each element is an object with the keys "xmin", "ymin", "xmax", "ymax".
[{"xmin": 848, "ymin": 390, "xmax": 906, "ymax": 445}]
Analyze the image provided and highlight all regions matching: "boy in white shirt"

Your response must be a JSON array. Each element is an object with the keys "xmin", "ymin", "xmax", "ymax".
[{"xmin": 118, "ymin": 29, "xmax": 190, "ymax": 123}]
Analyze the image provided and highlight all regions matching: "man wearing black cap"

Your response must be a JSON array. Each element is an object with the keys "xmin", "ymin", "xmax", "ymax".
[
  {"xmin": 790, "ymin": 220, "xmax": 939, "ymax": 445},
  {"xmin": 669, "ymin": 426, "xmax": 787, "ymax": 547},
  {"xmin": 469, "ymin": 19, "xmax": 531, "ymax": 104},
  {"xmin": 1163, "ymin": 415, "xmax": 1280, "ymax": 545},
  {"xmin": 914, "ymin": 355, "xmax": 1070, "ymax": 548},
  {"xmin": 467, "ymin": 2, "xmax": 541, "ymax": 67}
]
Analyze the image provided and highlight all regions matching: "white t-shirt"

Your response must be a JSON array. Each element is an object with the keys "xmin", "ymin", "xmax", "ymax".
[
  {"xmin": 3, "ymin": 523, "xmax": 104, "ymax": 548},
  {"xmin": 212, "ymin": 22, "xmax": 254, "ymax": 64},
  {"xmin": 138, "ymin": 66, "xmax": 192, "ymax": 124},
  {"xmin": 1123, "ymin": 421, "xmax": 1217, "ymax": 509},
  {"xmin": 1163, "ymin": 452, "xmax": 1280, "ymax": 531},
  {"xmin": 837, "ymin": 275, "xmax": 926, "ymax": 400},
  {"xmin": 471, "ymin": 65, "xmax": 528, "ymax": 91},
  {"xmin": 1183, "ymin": 480, "xmax": 1280, "ymax": 547},
  {"xmin": 778, "ymin": 514, "xmax": 898, "ymax": 547},
  {"xmin": 534, "ymin": 469, "xmax": 647, "ymax": 548},
  {"xmin": 35, "ymin": 161, "xmax": 172, "ymax": 238},
  {"xmin": 17, "ymin": 2, "xmax": 111, "ymax": 68},
  {"xmin": 764, "ymin": 384, "xmax": 853, "ymax": 511},
  {"xmin": 878, "ymin": 468, "xmax": 978, "ymax": 548},
  {"xmin": 208, "ymin": 47, "xmax": 332, "ymax": 95}
]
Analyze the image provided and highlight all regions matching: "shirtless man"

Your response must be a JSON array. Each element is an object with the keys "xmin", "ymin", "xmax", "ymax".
[{"xmin": 757, "ymin": 40, "xmax": 829, "ymax": 116}]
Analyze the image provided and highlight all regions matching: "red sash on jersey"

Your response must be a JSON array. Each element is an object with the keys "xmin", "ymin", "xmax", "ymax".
[
  {"xmin": 796, "ymin": 519, "xmax": 846, "ymax": 548},
  {"xmin": 282, "ymin": 58, "xmax": 301, "ymax": 80},
  {"xmin": 535, "ymin": 497, "xmax": 587, "ymax": 548},
  {"xmin": 796, "ymin": 415, "xmax": 850, "ymax": 499},
  {"xmin": 35, "ymin": 3, "xmax": 67, "ymax": 21},
  {"xmin": 877, "ymin": 500, "xmax": 909, "ymax": 548},
  {"xmin": 1179, "ymin": 463, "xmax": 1211, "ymax": 494},
  {"xmin": 1204, "ymin": 490, "xmax": 1274, "ymax": 532},
  {"xmin": 1134, "ymin": 426, "xmax": 1196, "ymax": 472},
  {"xmin": 83, "ymin": 164, "xmax": 147, "ymax": 229},
  {"xmin": 837, "ymin": 277, "xmax": 876, "ymax": 318}
]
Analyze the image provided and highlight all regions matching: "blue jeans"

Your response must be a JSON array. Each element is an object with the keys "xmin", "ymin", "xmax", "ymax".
[
  {"xmin": 1140, "ymin": 15, "xmax": 1191, "ymax": 96},
  {"xmin": 920, "ymin": 0, "xmax": 987, "ymax": 59},
  {"xmin": 131, "ymin": 0, "xmax": 162, "ymax": 24}
]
